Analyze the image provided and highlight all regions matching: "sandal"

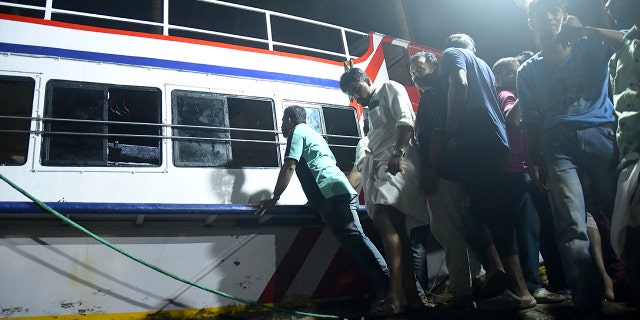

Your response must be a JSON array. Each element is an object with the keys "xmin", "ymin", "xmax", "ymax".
[
  {"xmin": 533, "ymin": 287, "xmax": 566, "ymax": 304},
  {"xmin": 368, "ymin": 296, "xmax": 405, "ymax": 317},
  {"xmin": 477, "ymin": 289, "xmax": 536, "ymax": 311},
  {"xmin": 557, "ymin": 289, "xmax": 572, "ymax": 300}
]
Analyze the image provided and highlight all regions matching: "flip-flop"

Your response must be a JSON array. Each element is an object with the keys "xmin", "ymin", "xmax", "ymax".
[
  {"xmin": 477, "ymin": 289, "xmax": 537, "ymax": 311},
  {"xmin": 533, "ymin": 288, "xmax": 566, "ymax": 304}
]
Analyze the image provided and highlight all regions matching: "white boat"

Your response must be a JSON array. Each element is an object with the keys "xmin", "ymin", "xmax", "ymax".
[{"xmin": 0, "ymin": 1, "xmax": 442, "ymax": 318}]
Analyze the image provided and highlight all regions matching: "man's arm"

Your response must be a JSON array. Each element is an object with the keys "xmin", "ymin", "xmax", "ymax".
[
  {"xmin": 504, "ymin": 98, "xmax": 521, "ymax": 127},
  {"xmin": 522, "ymin": 123, "xmax": 546, "ymax": 190},
  {"xmin": 584, "ymin": 26, "xmax": 624, "ymax": 48},
  {"xmin": 347, "ymin": 162, "xmax": 363, "ymax": 189},
  {"xmin": 383, "ymin": 82, "xmax": 416, "ymax": 175},
  {"xmin": 388, "ymin": 125, "xmax": 413, "ymax": 175},
  {"xmin": 272, "ymin": 159, "xmax": 296, "ymax": 199},
  {"xmin": 445, "ymin": 68, "xmax": 468, "ymax": 136},
  {"xmin": 253, "ymin": 159, "xmax": 296, "ymax": 215},
  {"xmin": 559, "ymin": 25, "xmax": 624, "ymax": 49}
]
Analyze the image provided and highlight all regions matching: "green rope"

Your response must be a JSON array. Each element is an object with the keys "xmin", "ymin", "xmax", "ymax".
[{"xmin": 0, "ymin": 173, "xmax": 341, "ymax": 319}]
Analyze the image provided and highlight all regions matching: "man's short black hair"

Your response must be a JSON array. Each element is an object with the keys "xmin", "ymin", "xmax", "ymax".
[
  {"xmin": 527, "ymin": 0, "xmax": 566, "ymax": 19},
  {"xmin": 283, "ymin": 105, "xmax": 307, "ymax": 125},
  {"xmin": 410, "ymin": 51, "xmax": 438, "ymax": 68},
  {"xmin": 339, "ymin": 67, "xmax": 368, "ymax": 93},
  {"xmin": 445, "ymin": 33, "xmax": 476, "ymax": 52}
]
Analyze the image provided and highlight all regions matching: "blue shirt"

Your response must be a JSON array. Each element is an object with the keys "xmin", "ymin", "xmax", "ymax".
[
  {"xmin": 517, "ymin": 36, "xmax": 615, "ymax": 135},
  {"xmin": 440, "ymin": 47, "xmax": 509, "ymax": 149}
]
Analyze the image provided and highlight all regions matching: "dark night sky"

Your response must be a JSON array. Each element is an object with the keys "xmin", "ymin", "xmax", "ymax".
[{"xmin": 225, "ymin": 0, "xmax": 611, "ymax": 67}]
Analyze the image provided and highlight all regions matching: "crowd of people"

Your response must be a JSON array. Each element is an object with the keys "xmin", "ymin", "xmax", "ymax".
[{"xmin": 255, "ymin": 0, "xmax": 639, "ymax": 318}]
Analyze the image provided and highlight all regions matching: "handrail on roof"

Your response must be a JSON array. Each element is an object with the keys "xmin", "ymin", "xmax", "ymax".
[{"xmin": 0, "ymin": 0, "xmax": 368, "ymax": 61}]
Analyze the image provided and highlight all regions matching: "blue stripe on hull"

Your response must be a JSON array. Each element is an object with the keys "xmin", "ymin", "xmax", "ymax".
[
  {"xmin": 0, "ymin": 42, "xmax": 340, "ymax": 88},
  {"xmin": 0, "ymin": 201, "xmax": 368, "ymax": 216},
  {"xmin": 0, "ymin": 201, "xmax": 303, "ymax": 215}
]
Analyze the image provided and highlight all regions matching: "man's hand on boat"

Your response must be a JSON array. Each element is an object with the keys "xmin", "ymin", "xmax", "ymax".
[{"xmin": 251, "ymin": 198, "xmax": 278, "ymax": 215}]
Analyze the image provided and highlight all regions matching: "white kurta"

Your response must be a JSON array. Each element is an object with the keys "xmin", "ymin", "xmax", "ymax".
[
  {"xmin": 611, "ymin": 152, "xmax": 640, "ymax": 258},
  {"xmin": 361, "ymin": 81, "xmax": 428, "ymax": 227}
]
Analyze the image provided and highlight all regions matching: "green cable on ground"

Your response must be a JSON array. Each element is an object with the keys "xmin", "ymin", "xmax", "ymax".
[{"xmin": 0, "ymin": 173, "xmax": 341, "ymax": 319}]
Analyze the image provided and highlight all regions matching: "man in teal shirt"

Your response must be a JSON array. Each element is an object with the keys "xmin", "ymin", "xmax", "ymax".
[{"xmin": 254, "ymin": 105, "xmax": 389, "ymax": 300}]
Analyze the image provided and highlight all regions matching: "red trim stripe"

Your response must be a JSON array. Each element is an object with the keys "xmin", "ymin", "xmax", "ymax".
[
  {"xmin": 311, "ymin": 247, "xmax": 374, "ymax": 299},
  {"xmin": 364, "ymin": 35, "xmax": 393, "ymax": 82},
  {"xmin": 258, "ymin": 226, "xmax": 324, "ymax": 303},
  {"xmin": 351, "ymin": 32, "xmax": 375, "ymax": 65}
]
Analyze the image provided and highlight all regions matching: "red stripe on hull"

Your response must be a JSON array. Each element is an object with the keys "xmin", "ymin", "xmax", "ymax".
[
  {"xmin": 312, "ymin": 221, "xmax": 383, "ymax": 299},
  {"xmin": 364, "ymin": 36, "xmax": 393, "ymax": 82},
  {"xmin": 258, "ymin": 226, "xmax": 324, "ymax": 303},
  {"xmin": 311, "ymin": 247, "xmax": 374, "ymax": 299}
]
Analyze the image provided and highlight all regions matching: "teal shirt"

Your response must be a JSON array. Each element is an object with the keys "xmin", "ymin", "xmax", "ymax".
[
  {"xmin": 609, "ymin": 25, "xmax": 640, "ymax": 159},
  {"xmin": 285, "ymin": 123, "xmax": 356, "ymax": 200}
]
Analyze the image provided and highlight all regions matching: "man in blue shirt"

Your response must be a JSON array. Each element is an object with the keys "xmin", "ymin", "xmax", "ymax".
[
  {"xmin": 253, "ymin": 105, "xmax": 389, "ymax": 301},
  {"xmin": 517, "ymin": 0, "xmax": 623, "ymax": 314},
  {"xmin": 440, "ymin": 33, "xmax": 537, "ymax": 310}
]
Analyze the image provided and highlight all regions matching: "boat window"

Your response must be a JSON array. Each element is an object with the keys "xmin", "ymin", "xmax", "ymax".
[
  {"xmin": 227, "ymin": 97, "xmax": 278, "ymax": 168},
  {"xmin": 172, "ymin": 90, "xmax": 279, "ymax": 168},
  {"xmin": 41, "ymin": 80, "xmax": 162, "ymax": 166},
  {"xmin": 322, "ymin": 106, "xmax": 360, "ymax": 172},
  {"xmin": 0, "ymin": 76, "xmax": 35, "ymax": 166},
  {"xmin": 303, "ymin": 107, "xmax": 324, "ymax": 134}
]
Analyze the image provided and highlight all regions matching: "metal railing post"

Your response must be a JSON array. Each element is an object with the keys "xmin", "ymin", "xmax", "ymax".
[
  {"xmin": 265, "ymin": 12, "xmax": 273, "ymax": 51},
  {"xmin": 340, "ymin": 29, "xmax": 350, "ymax": 61},
  {"xmin": 163, "ymin": 0, "xmax": 169, "ymax": 36},
  {"xmin": 44, "ymin": 0, "xmax": 53, "ymax": 20}
]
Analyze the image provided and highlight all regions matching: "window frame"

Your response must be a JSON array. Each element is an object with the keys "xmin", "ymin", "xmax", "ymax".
[
  {"xmin": 41, "ymin": 79, "xmax": 162, "ymax": 167},
  {"xmin": 0, "ymin": 75, "xmax": 36, "ymax": 166},
  {"xmin": 171, "ymin": 89, "xmax": 280, "ymax": 168}
]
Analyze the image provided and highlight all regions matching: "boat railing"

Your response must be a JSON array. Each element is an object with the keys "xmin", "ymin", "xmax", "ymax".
[
  {"xmin": 0, "ymin": 115, "xmax": 360, "ymax": 148},
  {"xmin": 0, "ymin": 0, "xmax": 369, "ymax": 62}
]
